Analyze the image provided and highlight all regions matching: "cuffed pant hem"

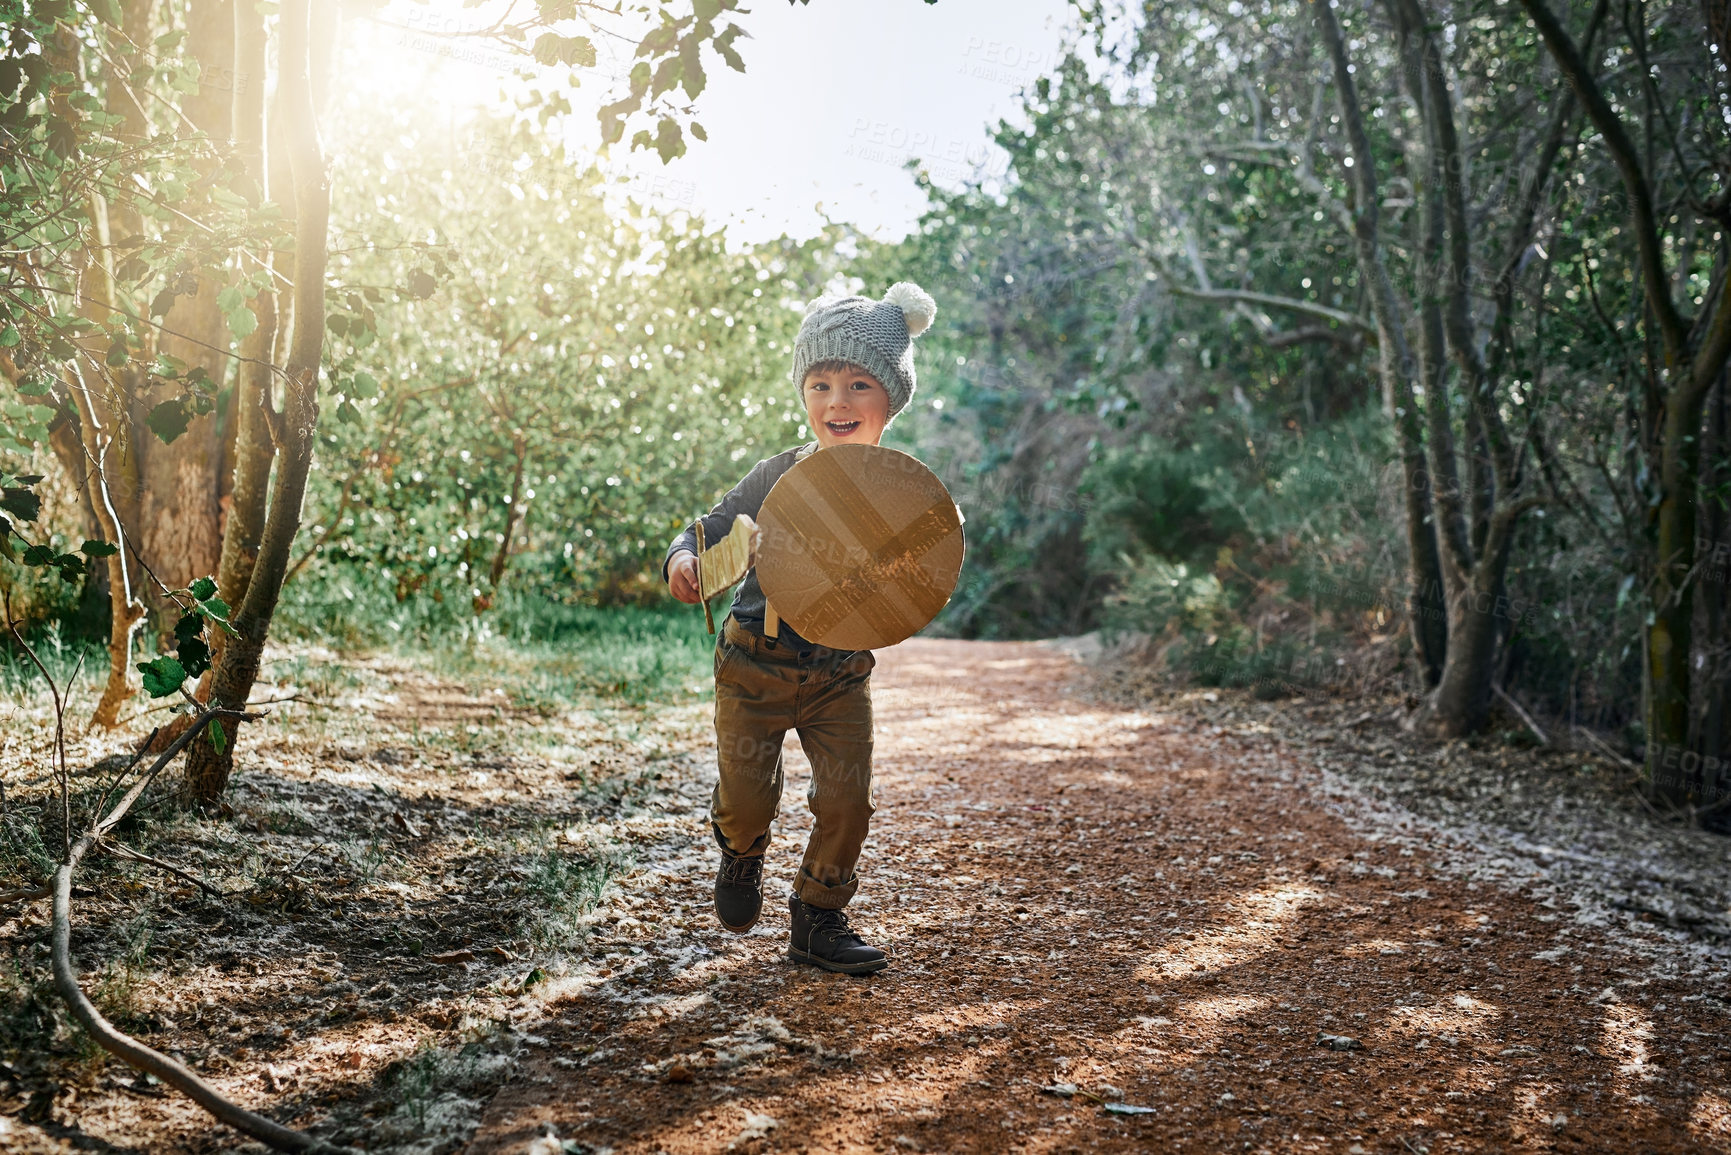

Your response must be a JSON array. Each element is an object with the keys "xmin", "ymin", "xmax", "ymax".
[
  {"xmin": 794, "ymin": 867, "xmax": 859, "ymax": 910},
  {"xmin": 712, "ymin": 820, "xmax": 768, "ymax": 858}
]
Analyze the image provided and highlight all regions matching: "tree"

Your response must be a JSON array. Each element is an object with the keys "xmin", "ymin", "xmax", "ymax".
[
  {"xmin": 1520, "ymin": 0, "xmax": 1731, "ymax": 807},
  {"xmin": 3, "ymin": 0, "xmax": 851, "ymax": 804}
]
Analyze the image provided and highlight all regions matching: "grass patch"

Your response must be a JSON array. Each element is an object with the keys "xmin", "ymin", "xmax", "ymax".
[{"xmin": 278, "ymin": 565, "xmax": 717, "ymax": 708}]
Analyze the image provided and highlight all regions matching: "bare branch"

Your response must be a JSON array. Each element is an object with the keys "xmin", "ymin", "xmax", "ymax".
[
  {"xmin": 99, "ymin": 840, "xmax": 227, "ymax": 898},
  {"xmin": 1163, "ymin": 283, "xmax": 1377, "ymax": 335},
  {"xmin": 1519, "ymin": 0, "xmax": 1687, "ymax": 363}
]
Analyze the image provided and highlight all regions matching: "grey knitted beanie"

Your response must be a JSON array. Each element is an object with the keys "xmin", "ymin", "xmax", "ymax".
[{"xmin": 790, "ymin": 282, "xmax": 937, "ymax": 418}]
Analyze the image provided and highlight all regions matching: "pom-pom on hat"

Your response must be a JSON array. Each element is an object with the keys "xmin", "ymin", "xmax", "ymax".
[{"xmin": 791, "ymin": 282, "xmax": 937, "ymax": 419}]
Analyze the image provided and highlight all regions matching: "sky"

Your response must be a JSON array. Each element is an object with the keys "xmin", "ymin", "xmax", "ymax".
[{"xmin": 340, "ymin": 0, "xmax": 1077, "ymax": 245}]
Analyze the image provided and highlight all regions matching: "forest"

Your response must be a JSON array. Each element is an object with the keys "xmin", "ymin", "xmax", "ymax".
[{"xmin": 2, "ymin": 0, "xmax": 1730, "ymax": 1151}]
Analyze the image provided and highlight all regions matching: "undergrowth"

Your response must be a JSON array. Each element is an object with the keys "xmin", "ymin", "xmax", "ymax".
[{"xmin": 277, "ymin": 566, "xmax": 716, "ymax": 706}]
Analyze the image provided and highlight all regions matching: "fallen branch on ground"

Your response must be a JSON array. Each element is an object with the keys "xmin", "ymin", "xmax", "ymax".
[
  {"xmin": 1493, "ymin": 684, "xmax": 1548, "ymax": 746},
  {"xmin": 8, "ymin": 619, "xmax": 353, "ymax": 1153},
  {"xmin": 1572, "ymin": 724, "xmax": 1641, "ymax": 774},
  {"xmin": 98, "ymin": 839, "xmax": 228, "ymax": 897}
]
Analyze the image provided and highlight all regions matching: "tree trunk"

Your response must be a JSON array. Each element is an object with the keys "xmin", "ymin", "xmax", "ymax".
[
  {"xmin": 184, "ymin": 0, "xmax": 329, "ymax": 805},
  {"xmin": 489, "ymin": 436, "xmax": 529, "ymax": 587},
  {"xmin": 1312, "ymin": 0, "xmax": 1448, "ymax": 687},
  {"xmin": 1393, "ymin": 0, "xmax": 1551, "ymax": 736},
  {"xmin": 137, "ymin": 0, "xmax": 236, "ymax": 603},
  {"xmin": 1693, "ymin": 367, "xmax": 1730, "ymax": 828},
  {"xmin": 1518, "ymin": 0, "xmax": 1731, "ymax": 800},
  {"xmin": 213, "ymin": 0, "xmax": 278, "ymax": 650},
  {"xmin": 38, "ymin": 24, "xmax": 151, "ymax": 728},
  {"xmin": 67, "ymin": 365, "xmax": 147, "ymax": 729},
  {"xmin": 1648, "ymin": 401, "xmax": 1704, "ymax": 800},
  {"xmin": 1429, "ymin": 553, "xmax": 1513, "ymax": 734}
]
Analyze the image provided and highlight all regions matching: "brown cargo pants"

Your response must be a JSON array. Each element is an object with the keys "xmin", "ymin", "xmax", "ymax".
[{"xmin": 711, "ymin": 614, "xmax": 876, "ymax": 910}]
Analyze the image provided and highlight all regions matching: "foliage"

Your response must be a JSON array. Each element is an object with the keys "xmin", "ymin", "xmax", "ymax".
[
  {"xmin": 870, "ymin": 2, "xmax": 1717, "ymax": 743},
  {"xmin": 295, "ymin": 105, "xmax": 848, "ymax": 610}
]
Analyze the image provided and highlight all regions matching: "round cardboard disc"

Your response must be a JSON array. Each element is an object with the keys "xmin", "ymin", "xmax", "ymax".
[{"xmin": 755, "ymin": 443, "xmax": 965, "ymax": 650}]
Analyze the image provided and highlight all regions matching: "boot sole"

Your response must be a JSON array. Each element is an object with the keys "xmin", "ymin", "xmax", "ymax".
[{"xmin": 786, "ymin": 945, "xmax": 888, "ymax": 975}]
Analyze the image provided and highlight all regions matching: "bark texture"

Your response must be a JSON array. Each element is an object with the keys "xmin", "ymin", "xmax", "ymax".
[{"xmin": 184, "ymin": 0, "xmax": 329, "ymax": 805}]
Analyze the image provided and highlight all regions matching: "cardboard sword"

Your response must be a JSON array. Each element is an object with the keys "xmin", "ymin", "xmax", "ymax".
[{"xmin": 693, "ymin": 513, "xmax": 761, "ymax": 635}]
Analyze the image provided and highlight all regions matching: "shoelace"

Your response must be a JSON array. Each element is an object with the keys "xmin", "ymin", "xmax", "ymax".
[
  {"xmin": 807, "ymin": 905, "xmax": 864, "ymax": 947},
  {"xmin": 719, "ymin": 854, "xmax": 763, "ymax": 888}
]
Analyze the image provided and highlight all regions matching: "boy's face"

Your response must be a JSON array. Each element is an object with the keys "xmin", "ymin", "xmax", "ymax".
[{"xmin": 803, "ymin": 365, "xmax": 890, "ymax": 448}]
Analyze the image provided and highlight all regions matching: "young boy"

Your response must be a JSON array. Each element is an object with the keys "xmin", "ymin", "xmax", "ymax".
[{"xmin": 662, "ymin": 282, "xmax": 937, "ymax": 975}]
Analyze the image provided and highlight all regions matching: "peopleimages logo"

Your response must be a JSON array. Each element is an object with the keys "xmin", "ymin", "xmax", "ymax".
[
  {"xmin": 843, "ymin": 119, "xmax": 1012, "ymax": 184},
  {"xmin": 958, "ymin": 36, "xmax": 1050, "ymax": 87}
]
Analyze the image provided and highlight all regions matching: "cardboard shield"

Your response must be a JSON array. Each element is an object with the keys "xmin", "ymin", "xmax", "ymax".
[{"xmin": 755, "ymin": 443, "xmax": 965, "ymax": 650}]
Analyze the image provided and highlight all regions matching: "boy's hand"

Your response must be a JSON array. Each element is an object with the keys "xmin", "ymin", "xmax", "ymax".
[{"xmin": 667, "ymin": 550, "xmax": 702, "ymax": 604}]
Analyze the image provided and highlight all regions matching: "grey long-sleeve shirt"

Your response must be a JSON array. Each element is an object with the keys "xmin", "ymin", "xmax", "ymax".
[{"xmin": 662, "ymin": 441, "xmax": 821, "ymax": 648}]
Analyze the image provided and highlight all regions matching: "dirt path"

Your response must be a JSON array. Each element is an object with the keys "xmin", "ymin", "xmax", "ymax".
[{"xmin": 468, "ymin": 639, "xmax": 1731, "ymax": 1155}]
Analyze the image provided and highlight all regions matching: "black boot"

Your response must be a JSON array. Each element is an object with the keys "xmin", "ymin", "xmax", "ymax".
[
  {"xmin": 714, "ymin": 848, "xmax": 765, "ymax": 933},
  {"xmin": 786, "ymin": 892, "xmax": 887, "ymax": 974}
]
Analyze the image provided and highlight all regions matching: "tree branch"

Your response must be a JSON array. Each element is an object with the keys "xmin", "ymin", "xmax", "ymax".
[
  {"xmin": 99, "ymin": 840, "xmax": 227, "ymax": 897},
  {"xmin": 1163, "ymin": 283, "xmax": 1377, "ymax": 334},
  {"xmin": 1518, "ymin": 0, "xmax": 1687, "ymax": 363}
]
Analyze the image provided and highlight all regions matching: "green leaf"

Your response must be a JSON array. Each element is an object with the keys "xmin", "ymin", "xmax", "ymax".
[
  {"xmin": 0, "ymin": 326, "xmax": 18, "ymax": 348},
  {"xmin": 690, "ymin": 120, "xmax": 707, "ymax": 142},
  {"xmin": 226, "ymin": 306, "xmax": 257, "ymax": 341},
  {"xmin": 654, "ymin": 116, "xmax": 686, "ymax": 164},
  {"xmin": 189, "ymin": 576, "xmax": 218, "ymax": 601},
  {"xmin": 714, "ymin": 24, "xmax": 746, "ymax": 72},
  {"xmin": 146, "ymin": 399, "xmax": 190, "ymax": 443},
  {"xmin": 326, "ymin": 313, "xmax": 349, "ymax": 336},
  {"xmin": 16, "ymin": 372, "xmax": 54, "ymax": 397},
  {"xmin": 149, "ymin": 286, "xmax": 180, "ymax": 318},
  {"xmin": 679, "ymin": 37, "xmax": 705, "ymax": 99},
  {"xmin": 349, "ymin": 371, "xmax": 379, "ymax": 399},
  {"xmin": 177, "ymin": 635, "xmax": 211, "ymax": 678},
  {"xmin": 208, "ymin": 716, "xmax": 227, "ymax": 755},
  {"xmin": 105, "ymin": 339, "xmax": 129, "ymax": 368},
  {"xmin": 637, "ymin": 24, "xmax": 679, "ymax": 58},
  {"xmin": 532, "ymin": 33, "xmax": 596, "ymax": 68},
  {"xmin": 200, "ymin": 596, "xmax": 231, "ymax": 619},
  {"xmin": 650, "ymin": 56, "xmax": 681, "ymax": 99},
  {"xmin": 47, "ymin": 114, "xmax": 78, "ymax": 161},
  {"xmin": 80, "ymin": 539, "xmax": 118, "ymax": 558},
  {"xmin": 138, "ymin": 656, "xmax": 187, "ymax": 698},
  {"xmin": 565, "ymin": 35, "xmax": 596, "ymax": 67},
  {"xmin": 216, "ymin": 286, "xmax": 244, "ymax": 312},
  {"xmin": 21, "ymin": 543, "xmax": 54, "ymax": 566},
  {"xmin": 174, "ymin": 611, "xmax": 206, "ymax": 642},
  {"xmin": 0, "ymin": 488, "xmax": 40, "ymax": 523}
]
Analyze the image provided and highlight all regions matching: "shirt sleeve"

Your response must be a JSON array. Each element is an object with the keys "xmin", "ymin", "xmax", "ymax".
[{"xmin": 660, "ymin": 456, "xmax": 778, "ymax": 584}]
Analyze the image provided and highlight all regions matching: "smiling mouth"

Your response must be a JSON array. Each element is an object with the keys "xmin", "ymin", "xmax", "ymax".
[{"xmin": 825, "ymin": 420, "xmax": 862, "ymax": 436}]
